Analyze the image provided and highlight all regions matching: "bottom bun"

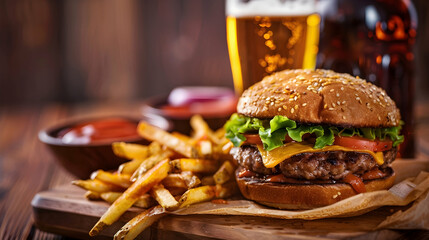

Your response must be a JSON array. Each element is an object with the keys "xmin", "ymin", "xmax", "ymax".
[{"xmin": 236, "ymin": 168, "xmax": 396, "ymax": 210}]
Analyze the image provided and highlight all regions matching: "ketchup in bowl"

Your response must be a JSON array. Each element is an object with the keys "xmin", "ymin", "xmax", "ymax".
[{"xmin": 58, "ymin": 118, "xmax": 140, "ymax": 144}]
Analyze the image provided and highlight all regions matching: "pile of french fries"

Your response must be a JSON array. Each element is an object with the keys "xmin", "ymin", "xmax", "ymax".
[{"xmin": 72, "ymin": 115, "xmax": 235, "ymax": 239}]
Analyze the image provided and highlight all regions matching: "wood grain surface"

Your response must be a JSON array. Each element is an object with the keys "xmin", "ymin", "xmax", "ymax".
[
  {"xmin": 32, "ymin": 184, "xmax": 410, "ymax": 240},
  {"xmin": 0, "ymin": 102, "xmax": 429, "ymax": 239}
]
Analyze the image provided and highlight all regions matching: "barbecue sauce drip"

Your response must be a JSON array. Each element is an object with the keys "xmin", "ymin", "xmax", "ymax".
[{"xmin": 343, "ymin": 174, "xmax": 367, "ymax": 193}]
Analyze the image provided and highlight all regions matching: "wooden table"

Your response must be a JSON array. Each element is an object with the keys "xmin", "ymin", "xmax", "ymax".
[{"xmin": 1, "ymin": 101, "xmax": 429, "ymax": 239}]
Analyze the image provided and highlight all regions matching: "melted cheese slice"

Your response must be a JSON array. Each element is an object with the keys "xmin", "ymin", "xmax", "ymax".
[{"xmin": 256, "ymin": 142, "xmax": 384, "ymax": 168}]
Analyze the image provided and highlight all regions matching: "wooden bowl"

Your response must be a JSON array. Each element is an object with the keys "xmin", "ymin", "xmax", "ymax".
[{"xmin": 38, "ymin": 116, "xmax": 171, "ymax": 179}]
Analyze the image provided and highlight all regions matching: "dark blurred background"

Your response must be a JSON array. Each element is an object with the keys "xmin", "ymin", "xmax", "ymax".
[{"xmin": 0, "ymin": 0, "xmax": 428, "ymax": 106}]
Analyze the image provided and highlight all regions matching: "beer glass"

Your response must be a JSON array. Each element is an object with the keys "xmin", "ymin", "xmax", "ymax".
[{"xmin": 226, "ymin": 0, "xmax": 320, "ymax": 94}]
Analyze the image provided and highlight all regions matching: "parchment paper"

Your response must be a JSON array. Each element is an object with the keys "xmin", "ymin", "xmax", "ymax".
[{"xmin": 171, "ymin": 159, "xmax": 429, "ymax": 230}]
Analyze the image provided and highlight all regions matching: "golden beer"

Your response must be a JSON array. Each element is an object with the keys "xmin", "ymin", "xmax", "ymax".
[{"xmin": 227, "ymin": 14, "xmax": 320, "ymax": 94}]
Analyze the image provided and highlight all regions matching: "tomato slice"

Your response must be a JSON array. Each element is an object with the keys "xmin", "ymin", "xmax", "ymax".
[
  {"xmin": 343, "ymin": 173, "xmax": 366, "ymax": 193},
  {"xmin": 243, "ymin": 134, "xmax": 263, "ymax": 145},
  {"xmin": 242, "ymin": 134, "xmax": 293, "ymax": 145},
  {"xmin": 334, "ymin": 136, "xmax": 392, "ymax": 152}
]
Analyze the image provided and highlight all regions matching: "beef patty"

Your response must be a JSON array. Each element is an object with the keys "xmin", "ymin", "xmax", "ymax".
[{"xmin": 232, "ymin": 145, "xmax": 397, "ymax": 180}]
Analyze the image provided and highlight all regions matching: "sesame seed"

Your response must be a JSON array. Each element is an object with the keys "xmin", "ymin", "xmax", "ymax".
[
  {"xmin": 328, "ymin": 108, "xmax": 334, "ymax": 111},
  {"xmin": 342, "ymin": 101, "xmax": 346, "ymax": 104},
  {"xmin": 337, "ymin": 101, "xmax": 340, "ymax": 105},
  {"xmin": 330, "ymin": 89, "xmax": 335, "ymax": 92},
  {"xmin": 291, "ymin": 108, "xmax": 295, "ymax": 113},
  {"xmin": 283, "ymin": 105, "xmax": 288, "ymax": 110},
  {"xmin": 338, "ymin": 192, "xmax": 341, "ymax": 195},
  {"xmin": 324, "ymin": 104, "xmax": 328, "ymax": 109},
  {"xmin": 302, "ymin": 103, "xmax": 307, "ymax": 106},
  {"xmin": 332, "ymin": 103, "xmax": 336, "ymax": 107},
  {"xmin": 336, "ymin": 93, "xmax": 340, "ymax": 97},
  {"xmin": 333, "ymin": 194, "xmax": 338, "ymax": 199},
  {"xmin": 270, "ymin": 102, "xmax": 274, "ymax": 106},
  {"xmin": 278, "ymin": 107, "xmax": 282, "ymax": 112},
  {"xmin": 341, "ymin": 87, "xmax": 344, "ymax": 91},
  {"xmin": 294, "ymin": 105, "xmax": 298, "ymax": 109},
  {"xmin": 342, "ymin": 116, "xmax": 346, "ymax": 119}
]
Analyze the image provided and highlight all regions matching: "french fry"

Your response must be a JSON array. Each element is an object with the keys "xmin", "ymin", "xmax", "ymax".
[
  {"xmin": 91, "ymin": 170, "xmax": 131, "ymax": 188},
  {"xmin": 114, "ymin": 205, "xmax": 165, "ymax": 240},
  {"xmin": 213, "ymin": 161, "xmax": 235, "ymax": 185},
  {"xmin": 180, "ymin": 171, "xmax": 201, "ymax": 188},
  {"xmin": 85, "ymin": 191, "xmax": 101, "ymax": 200},
  {"xmin": 162, "ymin": 174, "xmax": 187, "ymax": 188},
  {"xmin": 89, "ymin": 159, "xmax": 170, "ymax": 236},
  {"xmin": 137, "ymin": 122, "xmax": 198, "ymax": 158},
  {"xmin": 130, "ymin": 150, "xmax": 173, "ymax": 182},
  {"xmin": 215, "ymin": 182, "xmax": 237, "ymax": 199},
  {"xmin": 162, "ymin": 171, "xmax": 201, "ymax": 190},
  {"xmin": 201, "ymin": 176, "xmax": 215, "ymax": 186},
  {"xmin": 100, "ymin": 192, "xmax": 156, "ymax": 209},
  {"xmin": 198, "ymin": 140, "xmax": 212, "ymax": 156},
  {"xmin": 134, "ymin": 195, "xmax": 157, "ymax": 209},
  {"xmin": 190, "ymin": 115, "xmax": 220, "ymax": 144},
  {"xmin": 80, "ymin": 116, "xmax": 240, "ymax": 238},
  {"xmin": 166, "ymin": 187, "xmax": 187, "ymax": 196},
  {"xmin": 171, "ymin": 132, "xmax": 195, "ymax": 145},
  {"xmin": 221, "ymin": 141, "xmax": 233, "ymax": 154},
  {"xmin": 118, "ymin": 158, "xmax": 144, "ymax": 175},
  {"xmin": 148, "ymin": 141, "xmax": 162, "ymax": 155},
  {"xmin": 170, "ymin": 158, "xmax": 218, "ymax": 174},
  {"xmin": 112, "ymin": 142, "xmax": 149, "ymax": 160},
  {"xmin": 100, "ymin": 192, "xmax": 122, "ymax": 204},
  {"xmin": 118, "ymin": 141, "xmax": 163, "ymax": 175},
  {"xmin": 214, "ymin": 127, "xmax": 226, "ymax": 140},
  {"xmin": 178, "ymin": 185, "xmax": 216, "ymax": 208},
  {"xmin": 72, "ymin": 179, "xmax": 124, "ymax": 193},
  {"xmin": 150, "ymin": 184, "xmax": 179, "ymax": 210}
]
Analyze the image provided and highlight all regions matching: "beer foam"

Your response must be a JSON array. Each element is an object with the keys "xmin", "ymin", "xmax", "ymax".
[{"xmin": 226, "ymin": 0, "xmax": 316, "ymax": 17}]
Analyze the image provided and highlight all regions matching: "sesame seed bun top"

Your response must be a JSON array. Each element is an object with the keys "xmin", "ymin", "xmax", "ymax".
[{"xmin": 237, "ymin": 69, "xmax": 401, "ymax": 127}]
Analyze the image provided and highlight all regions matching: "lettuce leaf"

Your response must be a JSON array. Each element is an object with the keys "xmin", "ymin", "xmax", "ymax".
[
  {"xmin": 224, "ymin": 114, "xmax": 266, "ymax": 147},
  {"xmin": 258, "ymin": 116, "xmax": 297, "ymax": 150},
  {"xmin": 224, "ymin": 114, "xmax": 404, "ymax": 150}
]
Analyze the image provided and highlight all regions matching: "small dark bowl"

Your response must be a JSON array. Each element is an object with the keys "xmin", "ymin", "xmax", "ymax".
[
  {"xmin": 39, "ymin": 115, "xmax": 172, "ymax": 179},
  {"xmin": 142, "ymin": 95, "xmax": 236, "ymax": 134}
]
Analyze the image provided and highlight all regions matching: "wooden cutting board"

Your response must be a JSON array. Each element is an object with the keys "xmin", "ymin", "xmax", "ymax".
[{"xmin": 32, "ymin": 184, "xmax": 411, "ymax": 240}]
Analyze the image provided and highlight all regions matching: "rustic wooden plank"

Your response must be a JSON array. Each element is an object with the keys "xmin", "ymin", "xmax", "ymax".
[{"xmin": 32, "ymin": 184, "xmax": 409, "ymax": 240}]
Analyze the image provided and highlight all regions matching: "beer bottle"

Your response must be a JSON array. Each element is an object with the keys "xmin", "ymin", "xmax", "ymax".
[{"xmin": 317, "ymin": 0, "xmax": 418, "ymax": 157}]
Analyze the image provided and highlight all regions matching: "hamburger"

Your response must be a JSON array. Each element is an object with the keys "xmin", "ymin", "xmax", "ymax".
[{"xmin": 225, "ymin": 69, "xmax": 404, "ymax": 209}]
